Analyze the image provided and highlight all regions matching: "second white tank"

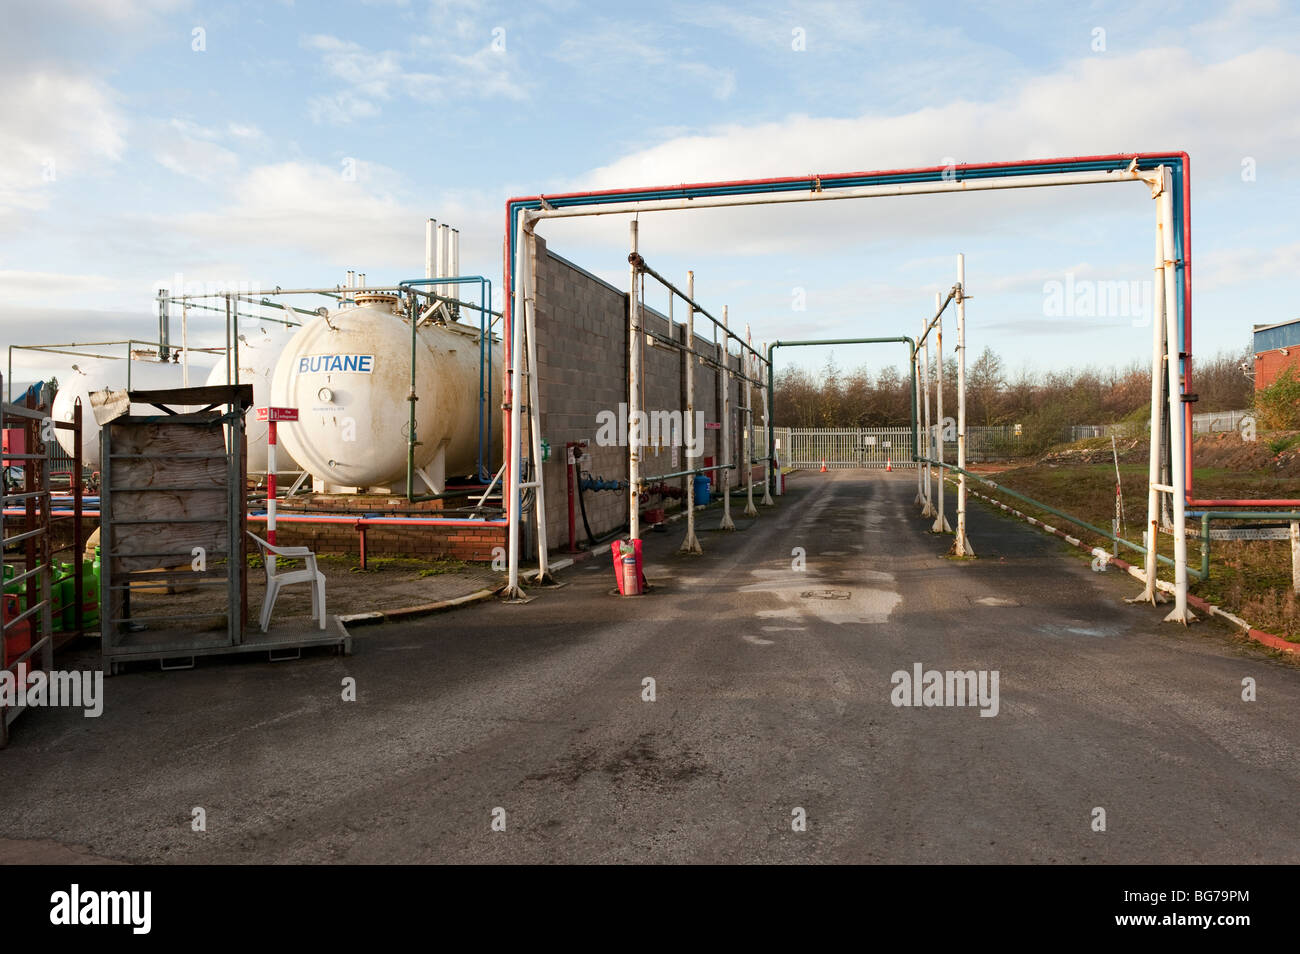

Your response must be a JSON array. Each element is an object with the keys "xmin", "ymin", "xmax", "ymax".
[{"xmin": 270, "ymin": 294, "xmax": 502, "ymax": 492}]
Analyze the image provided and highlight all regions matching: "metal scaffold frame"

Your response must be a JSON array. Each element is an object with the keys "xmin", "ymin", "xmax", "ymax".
[
  {"xmin": 503, "ymin": 153, "xmax": 1219, "ymax": 617},
  {"xmin": 912, "ymin": 256, "xmax": 974, "ymax": 557},
  {"xmin": 627, "ymin": 223, "xmax": 771, "ymax": 553},
  {"xmin": 2, "ymin": 376, "xmax": 56, "ymax": 746},
  {"xmin": 765, "ymin": 335, "xmax": 918, "ymax": 492}
]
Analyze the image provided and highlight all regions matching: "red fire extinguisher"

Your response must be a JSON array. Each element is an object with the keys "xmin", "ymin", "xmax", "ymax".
[{"xmin": 612, "ymin": 539, "xmax": 645, "ymax": 596}]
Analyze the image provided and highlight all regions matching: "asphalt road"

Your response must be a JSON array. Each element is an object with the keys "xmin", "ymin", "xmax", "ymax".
[{"xmin": 3, "ymin": 468, "xmax": 1299, "ymax": 864}]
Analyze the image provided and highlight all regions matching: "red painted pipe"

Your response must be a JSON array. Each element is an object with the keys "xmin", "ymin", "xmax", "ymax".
[
  {"xmin": 1187, "ymin": 499, "xmax": 1300, "ymax": 508},
  {"xmin": 5, "ymin": 510, "xmax": 507, "ymax": 528}
]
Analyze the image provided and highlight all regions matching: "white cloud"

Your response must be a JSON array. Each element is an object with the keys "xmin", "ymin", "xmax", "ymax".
[
  {"xmin": 536, "ymin": 44, "xmax": 1300, "ymax": 260},
  {"xmin": 168, "ymin": 160, "xmax": 418, "ymax": 265},
  {"xmin": 308, "ymin": 91, "xmax": 383, "ymax": 125},
  {"xmin": 303, "ymin": 30, "xmax": 526, "ymax": 125},
  {"xmin": 0, "ymin": 70, "xmax": 126, "ymax": 223},
  {"xmin": 1198, "ymin": 239, "xmax": 1300, "ymax": 292}
]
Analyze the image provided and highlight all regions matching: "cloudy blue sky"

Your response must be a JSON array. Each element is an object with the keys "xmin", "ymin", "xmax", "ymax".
[{"xmin": 2, "ymin": 0, "xmax": 1298, "ymax": 387}]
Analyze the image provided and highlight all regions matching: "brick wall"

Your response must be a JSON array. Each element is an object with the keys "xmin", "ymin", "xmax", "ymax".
[
  {"xmin": 1254, "ymin": 348, "xmax": 1300, "ymax": 390},
  {"xmin": 531, "ymin": 237, "xmax": 754, "ymax": 549},
  {"xmin": 269, "ymin": 493, "xmax": 505, "ymax": 561}
]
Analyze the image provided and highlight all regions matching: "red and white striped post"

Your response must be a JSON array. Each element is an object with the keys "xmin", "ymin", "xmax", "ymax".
[{"xmin": 256, "ymin": 407, "xmax": 298, "ymax": 546}]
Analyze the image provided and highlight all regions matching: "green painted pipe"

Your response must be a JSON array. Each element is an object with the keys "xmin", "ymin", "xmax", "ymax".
[
  {"xmin": 767, "ymin": 336, "xmax": 917, "ymax": 488},
  {"xmin": 924, "ymin": 458, "xmax": 1206, "ymax": 580}
]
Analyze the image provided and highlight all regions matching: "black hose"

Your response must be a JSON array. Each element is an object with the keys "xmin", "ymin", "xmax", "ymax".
[{"xmin": 577, "ymin": 475, "xmax": 629, "ymax": 546}]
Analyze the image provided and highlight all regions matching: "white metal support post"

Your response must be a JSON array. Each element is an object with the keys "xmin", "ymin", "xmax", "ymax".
[
  {"xmin": 915, "ymin": 339, "xmax": 925, "ymax": 508},
  {"xmin": 1158, "ymin": 166, "xmax": 1194, "ymax": 623},
  {"xmin": 760, "ymin": 368, "xmax": 774, "ymax": 506},
  {"xmin": 628, "ymin": 219, "xmax": 642, "ymax": 542},
  {"xmin": 523, "ymin": 231, "xmax": 552, "ymax": 582},
  {"xmin": 951, "ymin": 254, "xmax": 974, "ymax": 556},
  {"xmin": 743, "ymin": 332, "xmax": 757, "ymax": 517},
  {"xmin": 680, "ymin": 271, "xmax": 702, "ymax": 554},
  {"xmin": 920, "ymin": 317, "xmax": 934, "ymax": 518},
  {"xmin": 505, "ymin": 217, "xmax": 529, "ymax": 599},
  {"xmin": 719, "ymin": 306, "xmax": 735, "ymax": 530},
  {"xmin": 931, "ymin": 292, "xmax": 952, "ymax": 533},
  {"xmin": 1133, "ymin": 212, "xmax": 1168, "ymax": 605}
]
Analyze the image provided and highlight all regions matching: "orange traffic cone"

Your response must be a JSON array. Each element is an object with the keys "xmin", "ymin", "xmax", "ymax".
[
  {"xmin": 886, "ymin": 459, "xmax": 892, "ymax": 472},
  {"xmin": 820, "ymin": 459, "xmax": 828, "ymax": 473}
]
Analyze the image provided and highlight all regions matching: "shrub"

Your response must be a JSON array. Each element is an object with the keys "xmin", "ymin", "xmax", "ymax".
[{"xmin": 1253, "ymin": 366, "xmax": 1300, "ymax": 430}]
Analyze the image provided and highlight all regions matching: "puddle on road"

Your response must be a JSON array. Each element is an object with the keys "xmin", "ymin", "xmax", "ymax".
[
  {"xmin": 740, "ymin": 567, "xmax": 901, "ymax": 625},
  {"xmin": 1036, "ymin": 622, "xmax": 1122, "ymax": 639}
]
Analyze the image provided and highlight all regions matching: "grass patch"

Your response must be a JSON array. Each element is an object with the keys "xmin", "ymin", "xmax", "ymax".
[{"xmin": 965, "ymin": 452, "xmax": 1300, "ymax": 641}]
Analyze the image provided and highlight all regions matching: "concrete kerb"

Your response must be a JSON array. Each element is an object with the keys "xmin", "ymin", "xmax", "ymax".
[{"xmin": 955, "ymin": 478, "xmax": 1300, "ymax": 656}]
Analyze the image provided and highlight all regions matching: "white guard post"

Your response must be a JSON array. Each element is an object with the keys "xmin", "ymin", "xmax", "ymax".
[
  {"xmin": 719, "ymin": 306, "xmax": 735, "ymax": 530},
  {"xmin": 951, "ymin": 254, "xmax": 974, "ymax": 556},
  {"xmin": 1133, "ymin": 208, "xmax": 1168, "ymax": 605},
  {"xmin": 628, "ymin": 219, "xmax": 642, "ymax": 543},
  {"xmin": 920, "ymin": 316, "xmax": 934, "ymax": 518},
  {"xmin": 931, "ymin": 292, "xmax": 952, "ymax": 533},
  {"xmin": 1158, "ymin": 166, "xmax": 1193, "ymax": 623},
  {"xmin": 760, "ymin": 362, "xmax": 774, "ymax": 507},
  {"xmin": 680, "ymin": 271, "xmax": 702, "ymax": 554}
]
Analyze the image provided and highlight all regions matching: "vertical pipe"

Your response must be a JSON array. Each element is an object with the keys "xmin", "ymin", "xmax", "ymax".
[
  {"xmin": 346, "ymin": 270, "xmax": 354, "ymax": 306},
  {"xmin": 567, "ymin": 444, "xmax": 577, "ymax": 553},
  {"xmin": 628, "ymin": 219, "xmax": 641, "ymax": 541},
  {"xmin": 72, "ymin": 399, "xmax": 82, "ymax": 634},
  {"xmin": 224, "ymin": 296, "xmax": 232, "ymax": 386},
  {"xmin": 440, "ymin": 225, "xmax": 450, "ymax": 287},
  {"xmin": 523, "ymin": 232, "xmax": 550, "ymax": 580},
  {"xmin": 1139, "ymin": 218, "xmax": 1166, "ymax": 604},
  {"xmin": 915, "ymin": 342, "xmax": 924, "ymax": 506},
  {"xmin": 1160, "ymin": 167, "xmax": 1192, "ymax": 622},
  {"xmin": 425, "ymin": 218, "xmax": 436, "ymax": 279},
  {"xmin": 452, "ymin": 228, "xmax": 460, "ymax": 313},
  {"xmin": 181, "ymin": 303, "xmax": 190, "ymax": 388},
  {"xmin": 266, "ymin": 420, "xmax": 278, "ymax": 546},
  {"xmin": 157, "ymin": 289, "xmax": 170, "ymax": 361},
  {"xmin": 681, "ymin": 273, "xmax": 701, "ymax": 553},
  {"xmin": 759, "ymin": 343, "xmax": 769, "ymax": 496},
  {"xmin": 505, "ymin": 217, "xmax": 528, "ymax": 598},
  {"xmin": 760, "ymin": 352, "xmax": 774, "ymax": 506},
  {"xmin": 436, "ymin": 226, "xmax": 446, "ymax": 284},
  {"xmin": 720, "ymin": 306, "xmax": 734, "ymax": 529},
  {"xmin": 954, "ymin": 254, "xmax": 972, "ymax": 556},
  {"xmin": 921, "ymin": 316, "xmax": 933, "ymax": 517},
  {"xmin": 931, "ymin": 293, "xmax": 951, "ymax": 532},
  {"xmin": 744, "ymin": 324, "xmax": 756, "ymax": 517},
  {"xmin": 1291, "ymin": 521, "xmax": 1300, "ymax": 594}
]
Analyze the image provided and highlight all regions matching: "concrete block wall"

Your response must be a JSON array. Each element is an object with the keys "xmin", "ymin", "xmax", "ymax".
[{"xmin": 531, "ymin": 237, "xmax": 755, "ymax": 551}]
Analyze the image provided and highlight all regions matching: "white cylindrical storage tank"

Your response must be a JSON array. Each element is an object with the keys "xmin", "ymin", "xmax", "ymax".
[
  {"xmin": 52, "ymin": 358, "xmax": 197, "ymax": 470},
  {"xmin": 271, "ymin": 294, "xmax": 502, "ymax": 493},
  {"xmin": 205, "ymin": 324, "xmax": 301, "ymax": 474}
]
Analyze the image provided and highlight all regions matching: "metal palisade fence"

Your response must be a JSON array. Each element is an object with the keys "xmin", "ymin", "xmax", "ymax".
[
  {"xmin": 1069, "ymin": 409, "xmax": 1251, "ymax": 442},
  {"xmin": 768, "ymin": 425, "xmax": 1023, "ymax": 469}
]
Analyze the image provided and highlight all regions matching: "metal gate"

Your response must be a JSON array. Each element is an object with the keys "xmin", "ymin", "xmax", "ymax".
[{"xmin": 778, "ymin": 427, "xmax": 914, "ymax": 469}]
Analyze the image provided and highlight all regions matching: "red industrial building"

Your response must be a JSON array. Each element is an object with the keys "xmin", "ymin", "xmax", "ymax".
[{"xmin": 1253, "ymin": 318, "xmax": 1300, "ymax": 389}]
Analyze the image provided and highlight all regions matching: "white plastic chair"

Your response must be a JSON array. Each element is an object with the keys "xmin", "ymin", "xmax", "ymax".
[{"xmin": 247, "ymin": 531, "xmax": 326, "ymax": 631}]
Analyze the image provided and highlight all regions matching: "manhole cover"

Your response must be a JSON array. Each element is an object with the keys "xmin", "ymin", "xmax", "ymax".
[{"xmin": 801, "ymin": 589, "xmax": 851, "ymax": 600}]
